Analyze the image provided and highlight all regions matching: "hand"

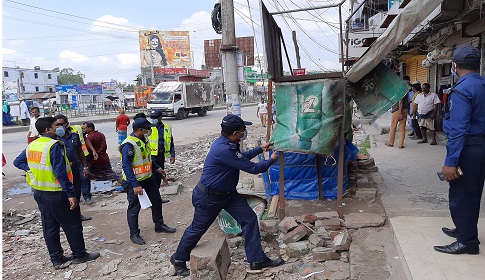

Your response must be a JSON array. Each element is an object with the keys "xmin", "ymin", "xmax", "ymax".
[
  {"xmin": 256, "ymin": 114, "xmax": 259, "ymax": 117},
  {"xmin": 157, "ymin": 168, "xmax": 166, "ymax": 177},
  {"xmin": 412, "ymin": 114, "xmax": 416, "ymax": 119},
  {"xmin": 92, "ymin": 151, "xmax": 99, "ymax": 161},
  {"xmin": 261, "ymin": 142, "xmax": 274, "ymax": 151},
  {"xmin": 442, "ymin": 165, "xmax": 459, "ymax": 182},
  {"xmin": 133, "ymin": 186, "xmax": 143, "ymax": 195},
  {"xmin": 270, "ymin": 152, "xmax": 279, "ymax": 162},
  {"xmin": 170, "ymin": 157, "xmax": 175, "ymax": 164},
  {"xmin": 82, "ymin": 169, "xmax": 89, "ymax": 178},
  {"xmin": 68, "ymin": 197, "xmax": 78, "ymax": 210}
]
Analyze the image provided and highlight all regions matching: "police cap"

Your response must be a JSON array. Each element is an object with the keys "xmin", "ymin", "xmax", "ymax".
[
  {"xmin": 221, "ymin": 114, "xmax": 252, "ymax": 132},
  {"xmin": 133, "ymin": 118, "xmax": 154, "ymax": 130},
  {"xmin": 451, "ymin": 45, "xmax": 481, "ymax": 64},
  {"xmin": 149, "ymin": 109, "xmax": 163, "ymax": 119}
]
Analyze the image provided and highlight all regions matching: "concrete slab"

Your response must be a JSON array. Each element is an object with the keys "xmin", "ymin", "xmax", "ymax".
[
  {"xmin": 390, "ymin": 216, "xmax": 485, "ymax": 280},
  {"xmin": 159, "ymin": 184, "xmax": 179, "ymax": 195}
]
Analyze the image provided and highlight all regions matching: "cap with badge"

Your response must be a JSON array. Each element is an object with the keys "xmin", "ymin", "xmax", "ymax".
[
  {"xmin": 221, "ymin": 114, "xmax": 252, "ymax": 132},
  {"xmin": 149, "ymin": 109, "xmax": 164, "ymax": 119},
  {"xmin": 451, "ymin": 45, "xmax": 481, "ymax": 64},
  {"xmin": 132, "ymin": 118, "xmax": 154, "ymax": 130}
]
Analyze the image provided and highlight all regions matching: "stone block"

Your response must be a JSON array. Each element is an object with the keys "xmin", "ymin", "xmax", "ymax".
[
  {"xmin": 281, "ymin": 225, "xmax": 308, "ymax": 244},
  {"xmin": 312, "ymin": 247, "xmax": 340, "ymax": 262},
  {"xmin": 286, "ymin": 241, "xmax": 310, "ymax": 258},
  {"xmin": 260, "ymin": 220, "xmax": 278, "ymax": 234},
  {"xmin": 354, "ymin": 189, "xmax": 377, "ymax": 200},
  {"xmin": 370, "ymin": 166, "xmax": 379, "ymax": 172},
  {"xmin": 344, "ymin": 213, "xmax": 385, "ymax": 229},
  {"xmin": 190, "ymin": 238, "xmax": 230, "ymax": 280},
  {"xmin": 333, "ymin": 232, "xmax": 351, "ymax": 251},
  {"xmin": 356, "ymin": 182, "xmax": 377, "ymax": 189},
  {"xmin": 358, "ymin": 158, "xmax": 375, "ymax": 168},
  {"xmin": 227, "ymin": 236, "xmax": 244, "ymax": 248},
  {"xmin": 278, "ymin": 217, "xmax": 298, "ymax": 233},
  {"xmin": 308, "ymin": 234, "xmax": 325, "ymax": 246},
  {"xmin": 159, "ymin": 184, "xmax": 179, "ymax": 195},
  {"xmin": 356, "ymin": 177, "xmax": 369, "ymax": 184},
  {"xmin": 315, "ymin": 218, "xmax": 341, "ymax": 230},
  {"xmin": 315, "ymin": 211, "xmax": 339, "ymax": 220},
  {"xmin": 301, "ymin": 213, "xmax": 317, "ymax": 223}
]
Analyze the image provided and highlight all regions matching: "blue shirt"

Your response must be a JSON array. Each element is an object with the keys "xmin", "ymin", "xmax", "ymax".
[
  {"xmin": 200, "ymin": 135, "xmax": 275, "ymax": 193},
  {"xmin": 13, "ymin": 135, "xmax": 76, "ymax": 198},
  {"xmin": 443, "ymin": 72, "xmax": 485, "ymax": 166},
  {"xmin": 155, "ymin": 122, "xmax": 175, "ymax": 157},
  {"xmin": 58, "ymin": 130, "xmax": 82, "ymax": 165},
  {"xmin": 120, "ymin": 133, "xmax": 161, "ymax": 189}
]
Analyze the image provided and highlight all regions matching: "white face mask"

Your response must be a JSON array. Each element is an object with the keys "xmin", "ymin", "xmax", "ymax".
[
  {"xmin": 236, "ymin": 130, "xmax": 247, "ymax": 140},
  {"xmin": 451, "ymin": 62, "xmax": 459, "ymax": 79},
  {"xmin": 143, "ymin": 129, "xmax": 152, "ymax": 138}
]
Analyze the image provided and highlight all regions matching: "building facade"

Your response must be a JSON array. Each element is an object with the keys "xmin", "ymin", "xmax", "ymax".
[{"xmin": 2, "ymin": 66, "xmax": 58, "ymax": 99}]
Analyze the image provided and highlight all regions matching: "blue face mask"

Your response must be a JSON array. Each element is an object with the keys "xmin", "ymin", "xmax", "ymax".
[
  {"xmin": 55, "ymin": 126, "xmax": 65, "ymax": 137},
  {"xmin": 150, "ymin": 118, "xmax": 158, "ymax": 124}
]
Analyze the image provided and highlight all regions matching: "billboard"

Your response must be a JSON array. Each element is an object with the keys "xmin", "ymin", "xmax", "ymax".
[
  {"xmin": 78, "ymin": 84, "xmax": 103, "ymax": 95},
  {"xmin": 139, "ymin": 30, "xmax": 191, "ymax": 68},
  {"xmin": 339, "ymin": 32, "xmax": 373, "ymax": 62}
]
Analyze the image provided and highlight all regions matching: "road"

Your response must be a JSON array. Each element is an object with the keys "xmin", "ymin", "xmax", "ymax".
[{"xmin": 2, "ymin": 105, "xmax": 261, "ymax": 186}]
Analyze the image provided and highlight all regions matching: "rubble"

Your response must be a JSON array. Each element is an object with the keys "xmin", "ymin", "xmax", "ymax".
[
  {"xmin": 344, "ymin": 213, "xmax": 386, "ymax": 228},
  {"xmin": 190, "ymin": 238, "xmax": 231, "ymax": 280},
  {"xmin": 286, "ymin": 241, "xmax": 311, "ymax": 258},
  {"xmin": 277, "ymin": 217, "xmax": 298, "ymax": 233}
]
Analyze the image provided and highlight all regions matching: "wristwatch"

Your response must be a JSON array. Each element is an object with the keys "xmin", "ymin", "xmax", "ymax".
[{"xmin": 83, "ymin": 167, "xmax": 89, "ymax": 170}]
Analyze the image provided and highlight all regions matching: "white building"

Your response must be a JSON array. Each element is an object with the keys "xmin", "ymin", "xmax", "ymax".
[{"xmin": 2, "ymin": 66, "xmax": 58, "ymax": 99}]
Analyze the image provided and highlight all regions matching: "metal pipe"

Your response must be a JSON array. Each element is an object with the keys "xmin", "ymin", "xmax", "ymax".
[{"xmin": 266, "ymin": 79, "xmax": 273, "ymax": 142}]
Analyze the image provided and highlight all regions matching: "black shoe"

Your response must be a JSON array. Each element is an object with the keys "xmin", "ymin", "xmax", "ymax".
[
  {"xmin": 170, "ymin": 255, "xmax": 190, "ymax": 277},
  {"xmin": 81, "ymin": 215, "xmax": 92, "ymax": 221},
  {"xmin": 72, "ymin": 252, "xmax": 101, "ymax": 264},
  {"xmin": 155, "ymin": 223, "xmax": 176, "ymax": 233},
  {"xmin": 249, "ymin": 257, "xmax": 285, "ymax": 270},
  {"xmin": 161, "ymin": 198, "xmax": 170, "ymax": 204},
  {"xmin": 442, "ymin": 227, "xmax": 457, "ymax": 238},
  {"xmin": 408, "ymin": 132, "xmax": 415, "ymax": 137},
  {"xmin": 434, "ymin": 241, "xmax": 479, "ymax": 255},
  {"xmin": 53, "ymin": 255, "xmax": 73, "ymax": 270},
  {"xmin": 130, "ymin": 233, "xmax": 146, "ymax": 245}
]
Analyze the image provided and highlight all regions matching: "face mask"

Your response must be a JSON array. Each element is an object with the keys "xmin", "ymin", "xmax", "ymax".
[
  {"xmin": 451, "ymin": 63, "xmax": 459, "ymax": 79},
  {"xmin": 150, "ymin": 118, "xmax": 158, "ymax": 124},
  {"xmin": 236, "ymin": 130, "xmax": 247, "ymax": 140},
  {"xmin": 143, "ymin": 129, "xmax": 152, "ymax": 138},
  {"xmin": 55, "ymin": 126, "xmax": 65, "ymax": 137}
]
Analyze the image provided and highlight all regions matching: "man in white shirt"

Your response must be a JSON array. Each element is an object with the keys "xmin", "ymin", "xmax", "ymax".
[
  {"xmin": 19, "ymin": 98, "xmax": 29, "ymax": 126},
  {"xmin": 256, "ymin": 98, "xmax": 268, "ymax": 127},
  {"xmin": 27, "ymin": 106, "xmax": 40, "ymax": 143},
  {"xmin": 412, "ymin": 83, "xmax": 441, "ymax": 145}
]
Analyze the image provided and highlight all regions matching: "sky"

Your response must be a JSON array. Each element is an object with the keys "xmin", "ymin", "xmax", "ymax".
[{"xmin": 2, "ymin": 0, "xmax": 349, "ymax": 84}]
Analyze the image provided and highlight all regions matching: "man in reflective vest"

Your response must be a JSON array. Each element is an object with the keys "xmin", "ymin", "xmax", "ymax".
[
  {"xmin": 120, "ymin": 118, "xmax": 176, "ymax": 245},
  {"xmin": 13, "ymin": 117, "xmax": 100, "ymax": 269},
  {"xmin": 148, "ymin": 109, "xmax": 175, "ymax": 189}
]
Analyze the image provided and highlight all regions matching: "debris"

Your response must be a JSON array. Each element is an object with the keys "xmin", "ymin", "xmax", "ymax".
[
  {"xmin": 278, "ymin": 217, "xmax": 298, "ymax": 233},
  {"xmin": 333, "ymin": 232, "xmax": 351, "ymax": 251},
  {"xmin": 105, "ymin": 239, "xmax": 124, "ymax": 245},
  {"xmin": 64, "ymin": 270, "xmax": 73, "ymax": 279},
  {"xmin": 105, "ymin": 249, "xmax": 123, "ymax": 256},
  {"xmin": 14, "ymin": 229, "xmax": 31, "ymax": 236},
  {"xmin": 302, "ymin": 269, "xmax": 325, "ymax": 279},
  {"xmin": 190, "ymin": 238, "xmax": 230, "ymax": 280},
  {"xmin": 101, "ymin": 259, "xmax": 122, "ymax": 275}
]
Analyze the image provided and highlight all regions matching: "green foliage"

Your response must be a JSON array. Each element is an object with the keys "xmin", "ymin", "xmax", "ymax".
[
  {"xmin": 55, "ymin": 67, "xmax": 85, "ymax": 85},
  {"xmin": 358, "ymin": 135, "xmax": 371, "ymax": 156}
]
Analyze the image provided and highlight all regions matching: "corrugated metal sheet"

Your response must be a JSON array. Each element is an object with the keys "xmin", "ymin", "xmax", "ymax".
[
  {"xmin": 429, "ymin": 64, "xmax": 437, "ymax": 92},
  {"xmin": 404, "ymin": 55, "xmax": 428, "ymax": 84}
]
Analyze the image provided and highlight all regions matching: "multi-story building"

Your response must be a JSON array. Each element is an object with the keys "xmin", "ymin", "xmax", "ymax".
[{"xmin": 2, "ymin": 66, "xmax": 58, "ymax": 99}]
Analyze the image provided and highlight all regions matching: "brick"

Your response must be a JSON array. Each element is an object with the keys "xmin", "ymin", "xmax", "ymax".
[
  {"xmin": 278, "ymin": 217, "xmax": 298, "ymax": 234},
  {"xmin": 315, "ymin": 218, "xmax": 341, "ymax": 230},
  {"xmin": 259, "ymin": 220, "xmax": 279, "ymax": 234},
  {"xmin": 333, "ymin": 232, "xmax": 351, "ymax": 251},
  {"xmin": 190, "ymin": 238, "xmax": 230, "ymax": 280},
  {"xmin": 369, "ymin": 166, "xmax": 379, "ymax": 172},
  {"xmin": 286, "ymin": 241, "xmax": 310, "ymax": 258},
  {"xmin": 281, "ymin": 225, "xmax": 308, "ymax": 244},
  {"xmin": 358, "ymin": 158, "xmax": 375, "ymax": 168},
  {"xmin": 315, "ymin": 211, "xmax": 339, "ymax": 220},
  {"xmin": 301, "ymin": 213, "xmax": 317, "ymax": 223},
  {"xmin": 312, "ymin": 247, "xmax": 340, "ymax": 262},
  {"xmin": 356, "ymin": 177, "xmax": 369, "ymax": 183},
  {"xmin": 344, "ymin": 213, "xmax": 385, "ymax": 229},
  {"xmin": 356, "ymin": 182, "xmax": 377, "ymax": 189},
  {"xmin": 227, "ymin": 236, "xmax": 244, "ymax": 248},
  {"xmin": 308, "ymin": 234, "xmax": 325, "ymax": 246},
  {"xmin": 354, "ymin": 189, "xmax": 377, "ymax": 200}
]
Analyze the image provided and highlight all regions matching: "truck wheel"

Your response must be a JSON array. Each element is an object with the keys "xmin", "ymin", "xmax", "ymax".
[
  {"xmin": 207, "ymin": 105, "xmax": 214, "ymax": 111},
  {"xmin": 184, "ymin": 110, "xmax": 190, "ymax": 117},
  {"xmin": 176, "ymin": 109, "xmax": 185, "ymax": 120},
  {"xmin": 198, "ymin": 108, "xmax": 208, "ymax": 116}
]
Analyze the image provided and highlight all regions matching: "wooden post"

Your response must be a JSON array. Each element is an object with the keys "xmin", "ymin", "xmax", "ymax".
[
  {"xmin": 292, "ymin": 31, "xmax": 301, "ymax": 68},
  {"xmin": 278, "ymin": 151, "xmax": 285, "ymax": 219},
  {"xmin": 316, "ymin": 155, "xmax": 323, "ymax": 199},
  {"xmin": 266, "ymin": 79, "xmax": 273, "ymax": 142}
]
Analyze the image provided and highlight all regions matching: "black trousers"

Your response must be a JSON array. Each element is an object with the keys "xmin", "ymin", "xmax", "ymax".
[
  {"xmin": 152, "ymin": 155, "xmax": 165, "ymax": 188},
  {"xmin": 126, "ymin": 176, "xmax": 164, "ymax": 236},
  {"xmin": 33, "ymin": 190, "xmax": 86, "ymax": 264},
  {"xmin": 449, "ymin": 137, "xmax": 485, "ymax": 247}
]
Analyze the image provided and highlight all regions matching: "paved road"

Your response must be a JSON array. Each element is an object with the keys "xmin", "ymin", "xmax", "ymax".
[{"xmin": 2, "ymin": 105, "xmax": 260, "ymax": 185}]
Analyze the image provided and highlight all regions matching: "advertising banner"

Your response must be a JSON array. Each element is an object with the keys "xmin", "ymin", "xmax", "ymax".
[
  {"xmin": 134, "ymin": 86, "xmax": 152, "ymax": 107},
  {"xmin": 139, "ymin": 30, "xmax": 191, "ymax": 68},
  {"xmin": 78, "ymin": 84, "xmax": 103, "ymax": 95}
]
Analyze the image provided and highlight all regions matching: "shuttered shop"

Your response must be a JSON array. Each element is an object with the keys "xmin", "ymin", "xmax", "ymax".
[{"xmin": 404, "ymin": 55, "xmax": 429, "ymax": 84}]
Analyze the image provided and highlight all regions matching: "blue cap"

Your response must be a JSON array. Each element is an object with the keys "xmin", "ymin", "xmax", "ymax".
[
  {"xmin": 149, "ymin": 109, "xmax": 163, "ymax": 119},
  {"xmin": 132, "ymin": 118, "xmax": 153, "ymax": 130},
  {"xmin": 221, "ymin": 115, "xmax": 252, "ymax": 131},
  {"xmin": 451, "ymin": 46, "xmax": 481, "ymax": 64}
]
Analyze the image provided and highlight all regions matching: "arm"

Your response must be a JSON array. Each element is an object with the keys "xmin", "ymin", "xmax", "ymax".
[
  {"xmin": 444, "ymin": 92, "xmax": 471, "ymax": 168},
  {"xmin": 241, "ymin": 146, "xmax": 263, "ymax": 159},
  {"xmin": 115, "ymin": 116, "xmax": 119, "ymax": 132},
  {"xmin": 170, "ymin": 136, "xmax": 175, "ymax": 163},
  {"xmin": 13, "ymin": 150, "xmax": 29, "ymax": 171},
  {"xmin": 256, "ymin": 106, "xmax": 260, "ymax": 116},
  {"xmin": 84, "ymin": 136, "xmax": 98, "ymax": 160},
  {"xmin": 50, "ymin": 144, "xmax": 76, "ymax": 198},
  {"xmin": 218, "ymin": 148, "xmax": 275, "ymax": 174}
]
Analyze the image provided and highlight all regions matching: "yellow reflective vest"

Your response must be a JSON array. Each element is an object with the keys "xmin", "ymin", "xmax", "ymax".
[
  {"xmin": 70, "ymin": 125, "xmax": 89, "ymax": 156},
  {"xmin": 26, "ymin": 137, "xmax": 73, "ymax": 191},
  {"xmin": 119, "ymin": 136, "xmax": 153, "ymax": 181},
  {"xmin": 148, "ymin": 123, "xmax": 172, "ymax": 157}
]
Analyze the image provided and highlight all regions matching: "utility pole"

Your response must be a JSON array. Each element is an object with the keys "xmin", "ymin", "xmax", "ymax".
[
  {"xmin": 221, "ymin": 0, "xmax": 241, "ymax": 116},
  {"xmin": 292, "ymin": 31, "xmax": 301, "ymax": 68}
]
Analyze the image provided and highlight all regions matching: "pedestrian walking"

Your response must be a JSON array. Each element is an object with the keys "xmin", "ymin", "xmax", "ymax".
[
  {"xmin": 19, "ymin": 98, "xmax": 29, "ymax": 126},
  {"xmin": 28, "ymin": 106, "xmax": 40, "ymax": 143},
  {"xmin": 434, "ymin": 45, "xmax": 485, "ymax": 255},
  {"xmin": 116, "ymin": 108, "xmax": 130, "ymax": 145},
  {"xmin": 385, "ymin": 93, "xmax": 409, "ymax": 148},
  {"xmin": 412, "ymin": 83, "xmax": 440, "ymax": 145},
  {"xmin": 148, "ymin": 109, "xmax": 175, "ymax": 190},
  {"xmin": 170, "ymin": 115, "xmax": 284, "ymax": 277},
  {"xmin": 13, "ymin": 117, "xmax": 100, "ymax": 269},
  {"xmin": 256, "ymin": 98, "xmax": 268, "ymax": 126},
  {"xmin": 120, "ymin": 118, "xmax": 176, "ymax": 245}
]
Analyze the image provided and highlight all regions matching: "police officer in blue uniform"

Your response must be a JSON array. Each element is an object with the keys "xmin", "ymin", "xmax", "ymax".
[
  {"xmin": 13, "ymin": 117, "xmax": 100, "ymax": 269},
  {"xmin": 434, "ymin": 45, "xmax": 485, "ymax": 255},
  {"xmin": 54, "ymin": 115, "xmax": 92, "ymax": 221},
  {"xmin": 120, "ymin": 118, "xmax": 176, "ymax": 245},
  {"xmin": 170, "ymin": 115, "xmax": 284, "ymax": 276}
]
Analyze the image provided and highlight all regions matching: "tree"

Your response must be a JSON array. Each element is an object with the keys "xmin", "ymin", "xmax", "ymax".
[{"xmin": 55, "ymin": 67, "xmax": 85, "ymax": 85}]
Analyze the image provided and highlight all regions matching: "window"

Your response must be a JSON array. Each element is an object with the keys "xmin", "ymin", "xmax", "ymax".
[
  {"xmin": 3, "ymin": 71, "xmax": 8, "ymax": 77},
  {"xmin": 49, "ymin": 87, "xmax": 53, "ymax": 92},
  {"xmin": 441, "ymin": 63, "xmax": 451, "ymax": 77},
  {"xmin": 48, "ymin": 74, "xmax": 52, "ymax": 79},
  {"xmin": 21, "ymin": 72, "xmax": 24, "ymax": 78},
  {"xmin": 22, "ymin": 86, "xmax": 25, "ymax": 91},
  {"xmin": 34, "ymin": 73, "xmax": 39, "ymax": 78},
  {"xmin": 35, "ymin": 86, "xmax": 39, "ymax": 92}
]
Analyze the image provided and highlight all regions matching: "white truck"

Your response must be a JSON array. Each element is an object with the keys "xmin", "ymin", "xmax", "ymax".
[{"xmin": 147, "ymin": 82, "xmax": 215, "ymax": 120}]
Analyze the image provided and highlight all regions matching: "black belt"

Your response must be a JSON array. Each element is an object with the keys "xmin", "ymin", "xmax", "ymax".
[{"xmin": 196, "ymin": 182, "xmax": 232, "ymax": 196}]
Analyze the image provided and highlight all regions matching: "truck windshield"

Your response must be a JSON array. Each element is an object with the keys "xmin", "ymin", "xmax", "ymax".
[{"xmin": 149, "ymin": 92, "xmax": 173, "ymax": 104}]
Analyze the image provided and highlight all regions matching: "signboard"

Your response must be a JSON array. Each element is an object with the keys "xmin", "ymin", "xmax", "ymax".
[
  {"xmin": 339, "ymin": 32, "xmax": 373, "ymax": 62},
  {"xmin": 139, "ymin": 30, "xmax": 191, "ymax": 68},
  {"xmin": 78, "ymin": 84, "xmax": 103, "ymax": 95},
  {"xmin": 71, "ymin": 95, "xmax": 78, "ymax": 110},
  {"xmin": 293, "ymin": 68, "xmax": 306, "ymax": 76},
  {"xmin": 134, "ymin": 86, "xmax": 152, "ymax": 107}
]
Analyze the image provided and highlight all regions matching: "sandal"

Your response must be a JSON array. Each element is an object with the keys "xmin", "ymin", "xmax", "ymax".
[
  {"xmin": 430, "ymin": 142, "xmax": 437, "ymax": 145},
  {"xmin": 385, "ymin": 142, "xmax": 393, "ymax": 147},
  {"xmin": 417, "ymin": 140, "xmax": 428, "ymax": 144},
  {"xmin": 398, "ymin": 146, "xmax": 405, "ymax": 149}
]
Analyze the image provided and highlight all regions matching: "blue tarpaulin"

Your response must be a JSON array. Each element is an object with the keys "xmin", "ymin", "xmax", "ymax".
[{"xmin": 261, "ymin": 140, "xmax": 358, "ymax": 200}]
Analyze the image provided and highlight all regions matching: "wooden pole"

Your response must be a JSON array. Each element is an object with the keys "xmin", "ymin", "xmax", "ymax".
[
  {"xmin": 278, "ymin": 151, "xmax": 285, "ymax": 219},
  {"xmin": 292, "ymin": 31, "xmax": 301, "ymax": 68},
  {"xmin": 337, "ymin": 4, "xmax": 346, "ymax": 219},
  {"xmin": 266, "ymin": 79, "xmax": 273, "ymax": 142}
]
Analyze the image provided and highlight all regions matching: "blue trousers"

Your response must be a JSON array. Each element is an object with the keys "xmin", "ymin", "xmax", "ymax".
[
  {"xmin": 152, "ymin": 155, "xmax": 166, "ymax": 188},
  {"xmin": 33, "ymin": 190, "xmax": 86, "ymax": 264},
  {"xmin": 173, "ymin": 187, "xmax": 266, "ymax": 263},
  {"xmin": 449, "ymin": 137, "xmax": 485, "ymax": 247}
]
